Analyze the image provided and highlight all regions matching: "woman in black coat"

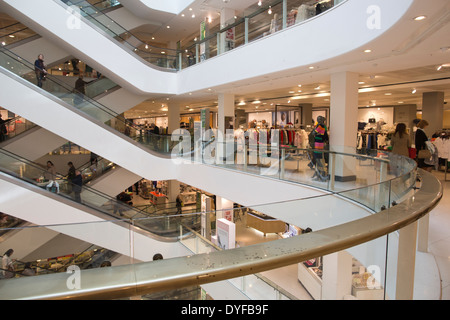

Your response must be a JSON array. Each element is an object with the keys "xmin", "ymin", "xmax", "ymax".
[{"xmin": 415, "ymin": 120, "xmax": 433, "ymax": 171}]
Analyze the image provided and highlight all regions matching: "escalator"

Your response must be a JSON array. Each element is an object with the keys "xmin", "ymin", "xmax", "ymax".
[{"xmin": 0, "ymin": 148, "xmax": 196, "ymax": 261}]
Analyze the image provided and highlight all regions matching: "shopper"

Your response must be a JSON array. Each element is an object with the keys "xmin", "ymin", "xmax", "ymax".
[
  {"xmin": 312, "ymin": 116, "xmax": 329, "ymax": 181},
  {"xmin": 2, "ymin": 248, "xmax": 15, "ymax": 279},
  {"xmin": 74, "ymin": 74, "xmax": 93, "ymax": 105},
  {"xmin": 114, "ymin": 191, "xmax": 132, "ymax": 216},
  {"xmin": 415, "ymin": 120, "xmax": 434, "ymax": 172},
  {"xmin": 391, "ymin": 123, "xmax": 411, "ymax": 157},
  {"xmin": 153, "ymin": 253, "xmax": 163, "ymax": 261},
  {"xmin": 44, "ymin": 161, "xmax": 59, "ymax": 193},
  {"xmin": 0, "ymin": 114, "xmax": 7, "ymax": 142},
  {"xmin": 66, "ymin": 161, "xmax": 76, "ymax": 194},
  {"xmin": 176, "ymin": 195, "xmax": 182, "ymax": 214},
  {"xmin": 34, "ymin": 54, "xmax": 47, "ymax": 88},
  {"xmin": 72, "ymin": 170, "xmax": 83, "ymax": 203}
]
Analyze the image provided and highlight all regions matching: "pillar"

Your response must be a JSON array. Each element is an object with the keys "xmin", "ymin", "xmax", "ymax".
[
  {"xmin": 321, "ymin": 251, "xmax": 353, "ymax": 300},
  {"xmin": 166, "ymin": 180, "xmax": 180, "ymax": 203},
  {"xmin": 330, "ymin": 72, "xmax": 359, "ymax": 181},
  {"xmin": 422, "ymin": 92, "xmax": 444, "ymax": 136},
  {"xmin": 395, "ymin": 221, "xmax": 418, "ymax": 300}
]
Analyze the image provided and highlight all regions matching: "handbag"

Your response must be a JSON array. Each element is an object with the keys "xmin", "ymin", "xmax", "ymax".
[{"xmin": 418, "ymin": 148, "xmax": 431, "ymax": 159}]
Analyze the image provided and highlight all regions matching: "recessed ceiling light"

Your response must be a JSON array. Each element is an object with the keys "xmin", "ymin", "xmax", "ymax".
[
  {"xmin": 309, "ymin": 66, "xmax": 315, "ymax": 70},
  {"xmin": 385, "ymin": 93, "xmax": 392, "ymax": 96},
  {"xmin": 412, "ymin": 89, "xmax": 417, "ymax": 94},
  {"xmin": 181, "ymin": 14, "xmax": 185, "ymax": 17},
  {"xmin": 364, "ymin": 49, "xmax": 372, "ymax": 53},
  {"xmin": 359, "ymin": 81, "xmax": 365, "ymax": 85},
  {"xmin": 166, "ymin": 25, "xmax": 170, "ymax": 28},
  {"xmin": 192, "ymin": 14, "xmax": 196, "ymax": 18},
  {"xmin": 437, "ymin": 65, "xmax": 443, "ymax": 71},
  {"xmin": 414, "ymin": 15, "xmax": 427, "ymax": 21}
]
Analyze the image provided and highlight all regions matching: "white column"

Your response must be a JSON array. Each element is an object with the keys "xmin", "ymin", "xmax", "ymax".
[
  {"xmin": 396, "ymin": 221, "xmax": 418, "ymax": 300},
  {"xmin": 166, "ymin": 180, "xmax": 180, "ymax": 203},
  {"xmin": 330, "ymin": 71, "xmax": 359, "ymax": 181},
  {"xmin": 322, "ymin": 251, "xmax": 353, "ymax": 300}
]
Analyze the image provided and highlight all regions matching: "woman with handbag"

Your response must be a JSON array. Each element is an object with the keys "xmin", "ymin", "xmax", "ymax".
[{"xmin": 415, "ymin": 120, "xmax": 434, "ymax": 172}]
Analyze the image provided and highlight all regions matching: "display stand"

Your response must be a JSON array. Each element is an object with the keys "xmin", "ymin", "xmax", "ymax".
[
  {"xmin": 149, "ymin": 191, "xmax": 166, "ymax": 206},
  {"xmin": 246, "ymin": 211, "xmax": 285, "ymax": 236}
]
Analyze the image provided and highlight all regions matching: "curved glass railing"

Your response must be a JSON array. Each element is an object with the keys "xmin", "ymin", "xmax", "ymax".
[{"xmin": 0, "ymin": 148, "xmax": 439, "ymax": 300}]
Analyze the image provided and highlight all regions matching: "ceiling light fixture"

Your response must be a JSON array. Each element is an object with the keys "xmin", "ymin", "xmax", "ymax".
[
  {"xmin": 258, "ymin": 0, "xmax": 262, "ymax": 6},
  {"xmin": 414, "ymin": 15, "xmax": 426, "ymax": 21},
  {"xmin": 412, "ymin": 89, "xmax": 417, "ymax": 94},
  {"xmin": 364, "ymin": 49, "xmax": 372, "ymax": 53},
  {"xmin": 437, "ymin": 65, "xmax": 443, "ymax": 71},
  {"xmin": 268, "ymin": 6, "xmax": 272, "ymax": 14}
]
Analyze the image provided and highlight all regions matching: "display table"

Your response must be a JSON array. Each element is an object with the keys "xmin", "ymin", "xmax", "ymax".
[
  {"xmin": 149, "ymin": 191, "xmax": 166, "ymax": 206},
  {"xmin": 246, "ymin": 212, "xmax": 285, "ymax": 236}
]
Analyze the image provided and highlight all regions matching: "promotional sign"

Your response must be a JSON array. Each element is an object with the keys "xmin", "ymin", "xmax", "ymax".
[{"xmin": 216, "ymin": 218, "xmax": 235, "ymax": 250}]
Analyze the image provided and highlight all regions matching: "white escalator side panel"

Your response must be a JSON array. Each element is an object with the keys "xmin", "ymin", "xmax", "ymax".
[
  {"xmin": 9, "ymin": 37, "xmax": 70, "ymax": 68},
  {"xmin": 88, "ymin": 166, "xmax": 141, "ymax": 199}
]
